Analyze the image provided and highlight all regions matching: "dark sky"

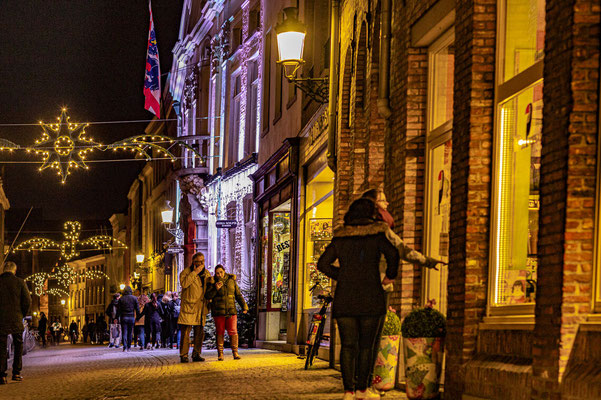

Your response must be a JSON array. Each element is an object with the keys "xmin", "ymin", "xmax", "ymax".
[{"xmin": 0, "ymin": 0, "xmax": 183, "ymax": 223}]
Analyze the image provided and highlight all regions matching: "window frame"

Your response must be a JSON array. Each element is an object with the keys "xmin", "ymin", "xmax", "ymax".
[
  {"xmin": 423, "ymin": 29, "xmax": 454, "ymax": 314},
  {"xmin": 487, "ymin": 0, "xmax": 545, "ymax": 317},
  {"xmin": 592, "ymin": 59, "xmax": 601, "ymax": 313}
]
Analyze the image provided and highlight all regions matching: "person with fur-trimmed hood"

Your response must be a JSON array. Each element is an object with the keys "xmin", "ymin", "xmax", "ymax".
[
  {"xmin": 317, "ymin": 197, "xmax": 442, "ymax": 400},
  {"xmin": 205, "ymin": 264, "xmax": 248, "ymax": 361}
]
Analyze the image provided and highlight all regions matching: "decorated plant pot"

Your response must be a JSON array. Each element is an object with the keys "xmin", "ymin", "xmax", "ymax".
[
  {"xmin": 402, "ymin": 337, "xmax": 444, "ymax": 400},
  {"xmin": 372, "ymin": 335, "xmax": 401, "ymax": 391}
]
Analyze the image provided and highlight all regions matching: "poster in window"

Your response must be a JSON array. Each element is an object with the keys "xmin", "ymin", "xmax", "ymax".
[
  {"xmin": 310, "ymin": 219, "xmax": 333, "ymax": 241},
  {"xmin": 312, "ymin": 240, "xmax": 329, "ymax": 260}
]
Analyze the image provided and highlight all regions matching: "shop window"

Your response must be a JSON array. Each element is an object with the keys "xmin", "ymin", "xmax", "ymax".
[
  {"xmin": 490, "ymin": 0, "xmax": 545, "ymax": 313},
  {"xmin": 303, "ymin": 167, "xmax": 334, "ymax": 308},
  {"xmin": 424, "ymin": 30, "xmax": 453, "ymax": 315},
  {"xmin": 500, "ymin": 0, "xmax": 545, "ymax": 82}
]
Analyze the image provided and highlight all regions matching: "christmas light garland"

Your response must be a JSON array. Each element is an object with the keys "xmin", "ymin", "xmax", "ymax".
[
  {"xmin": 14, "ymin": 220, "xmax": 127, "ymax": 261},
  {"xmin": 0, "ymin": 108, "xmax": 205, "ymax": 183}
]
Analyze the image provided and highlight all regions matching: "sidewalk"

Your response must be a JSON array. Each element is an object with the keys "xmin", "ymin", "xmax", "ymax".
[{"xmin": 1, "ymin": 344, "xmax": 408, "ymax": 399}]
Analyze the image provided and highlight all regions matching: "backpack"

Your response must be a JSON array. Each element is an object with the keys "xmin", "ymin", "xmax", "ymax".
[{"xmin": 173, "ymin": 300, "xmax": 180, "ymax": 317}]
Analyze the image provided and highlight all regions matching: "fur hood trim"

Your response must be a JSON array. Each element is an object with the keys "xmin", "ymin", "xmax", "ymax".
[{"xmin": 334, "ymin": 221, "xmax": 389, "ymax": 238}]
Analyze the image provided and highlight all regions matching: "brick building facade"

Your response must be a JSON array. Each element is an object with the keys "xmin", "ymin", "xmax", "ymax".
[{"xmin": 331, "ymin": 0, "xmax": 601, "ymax": 398}]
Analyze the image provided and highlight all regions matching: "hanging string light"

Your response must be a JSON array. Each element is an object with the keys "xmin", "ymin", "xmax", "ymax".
[
  {"xmin": 0, "ymin": 108, "xmax": 205, "ymax": 183},
  {"xmin": 14, "ymin": 220, "xmax": 127, "ymax": 261}
]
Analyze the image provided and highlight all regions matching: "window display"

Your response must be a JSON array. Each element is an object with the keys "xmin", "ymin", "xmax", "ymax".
[
  {"xmin": 271, "ymin": 212, "xmax": 290, "ymax": 310},
  {"xmin": 494, "ymin": 81, "xmax": 542, "ymax": 306},
  {"xmin": 304, "ymin": 167, "xmax": 334, "ymax": 308}
]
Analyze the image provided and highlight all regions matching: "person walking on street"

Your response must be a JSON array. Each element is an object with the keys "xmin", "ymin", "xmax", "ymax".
[
  {"xmin": 138, "ymin": 293, "xmax": 163, "ymax": 349},
  {"xmin": 96, "ymin": 317, "xmax": 107, "ymax": 345},
  {"xmin": 106, "ymin": 293, "xmax": 121, "ymax": 348},
  {"xmin": 38, "ymin": 312, "xmax": 47, "ymax": 348},
  {"xmin": 0, "ymin": 261, "xmax": 32, "ymax": 384},
  {"xmin": 171, "ymin": 292, "xmax": 181, "ymax": 349},
  {"xmin": 178, "ymin": 252, "xmax": 211, "ymax": 363},
  {"xmin": 87, "ymin": 320, "xmax": 96, "ymax": 344},
  {"xmin": 205, "ymin": 265, "xmax": 248, "ymax": 361},
  {"xmin": 116, "ymin": 286, "xmax": 140, "ymax": 352},
  {"xmin": 50, "ymin": 321, "xmax": 62, "ymax": 345},
  {"xmin": 68, "ymin": 321, "xmax": 78, "ymax": 344},
  {"xmin": 134, "ymin": 289, "xmax": 149, "ymax": 350},
  {"xmin": 160, "ymin": 292, "xmax": 173, "ymax": 348}
]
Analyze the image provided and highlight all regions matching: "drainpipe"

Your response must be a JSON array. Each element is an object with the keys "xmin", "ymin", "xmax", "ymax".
[
  {"xmin": 327, "ymin": 0, "xmax": 340, "ymax": 172},
  {"xmin": 377, "ymin": 0, "xmax": 392, "ymax": 119}
]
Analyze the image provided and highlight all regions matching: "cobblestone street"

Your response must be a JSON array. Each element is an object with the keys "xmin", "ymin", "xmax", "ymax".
[{"xmin": 1, "ymin": 344, "xmax": 408, "ymax": 399}]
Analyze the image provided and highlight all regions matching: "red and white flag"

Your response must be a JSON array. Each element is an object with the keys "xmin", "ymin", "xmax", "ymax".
[{"xmin": 143, "ymin": 0, "xmax": 161, "ymax": 118}]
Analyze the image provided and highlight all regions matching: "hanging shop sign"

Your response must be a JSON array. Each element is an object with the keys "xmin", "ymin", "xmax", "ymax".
[{"xmin": 216, "ymin": 220, "xmax": 238, "ymax": 229}]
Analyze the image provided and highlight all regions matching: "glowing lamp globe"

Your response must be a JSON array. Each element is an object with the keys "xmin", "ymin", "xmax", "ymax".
[
  {"xmin": 119, "ymin": 284, "xmax": 125, "ymax": 290},
  {"xmin": 60, "ymin": 299, "xmax": 66, "ymax": 305},
  {"xmin": 161, "ymin": 201, "xmax": 174, "ymax": 224},
  {"xmin": 276, "ymin": 7, "xmax": 306, "ymax": 66},
  {"xmin": 136, "ymin": 254, "xmax": 145, "ymax": 263}
]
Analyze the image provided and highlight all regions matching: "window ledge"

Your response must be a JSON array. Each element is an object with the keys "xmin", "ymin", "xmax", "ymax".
[
  {"xmin": 479, "ymin": 315, "xmax": 535, "ymax": 331},
  {"xmin": 581, "ymin": 314, "xmax": 601, "ymax": 331}
]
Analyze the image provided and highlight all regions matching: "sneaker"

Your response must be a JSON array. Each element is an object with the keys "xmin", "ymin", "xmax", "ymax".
[
  {"xmin": 108, "ymin": 343, "xmax": 114, "ymax": 348},
  {"xmin": 11, "ymin": 375, "xmax": 23, "ymax": 382},
  {"xmin": 355, "ymin": 388, "xmax": 380, "ymax": 399},
  {"xmin": 139, "ymin": 347, "xmax": 144, "ymax": 351},
  {"xmin": 180, "ymin": 356, "xmax": 189, "ymax": 363},
  {"xmin": 342, "ymin": 392, "xmax": 355, "ymax": 400}
]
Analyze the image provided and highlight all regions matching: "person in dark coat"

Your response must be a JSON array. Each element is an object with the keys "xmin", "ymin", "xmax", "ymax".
[
  {"xmin": 106, "ymin": 293, "xmax": 121, "ymax": 348},
  {"xmin": 137, "ymin": 293, "xmax": 163, "ymax": 349},
  {"xmin": 38, "ymin": 312, "xmax": 47, "ymax": 348},
  {"xmin": 317, "ymin": 198, "xmax": 399, "ymax": 399},
  {"xmin": 205, "ymin": 265, "xmax": 248, "ymax": 361},
  {"xmin": 96, "ymin": 317, "xmax": 107, "ymax": 345},
  {"xmin": 0, "ymin": 262, "xmax": 32, "ymax": 384},
  {"xmin": 116, "ymin": 286, "xmax": 140, "ymax": 352},
  {"xmin": 68, "ymin": 321, "xmax": 78, "ymax": 344},
  {"xmin": 87, "ymin": 320, "xmax": 96, "ymax": 344},
  {"xmin": 159, "ymin": 292, "xmax": 173, "ymax": 348},
  {"xmin": 170, "ymin": 292, "xmax": 181, "ymax": 349}
]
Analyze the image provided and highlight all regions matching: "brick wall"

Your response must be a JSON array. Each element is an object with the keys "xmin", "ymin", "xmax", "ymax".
[{"xmin": 534, "ymin": 0, "xmax": 600, "ymax": 398}]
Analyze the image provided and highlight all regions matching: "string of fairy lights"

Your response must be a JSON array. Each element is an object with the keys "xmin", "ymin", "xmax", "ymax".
[
  {"xmin": 17, "ymin": 220, "xmax": 123, "ymax": 296},
  {"xmin": 0, "ymin": 108, "xmax": 205, "ymax": 183}
]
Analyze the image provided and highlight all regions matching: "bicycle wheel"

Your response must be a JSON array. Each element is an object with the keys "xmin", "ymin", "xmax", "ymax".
[
  {"xmin": 26, "ymin": 333, "xmax": 36, "ymax": 353},
  {"xmin": 305, "ymin": 323, "xmax": 325, "ymax": 369}
]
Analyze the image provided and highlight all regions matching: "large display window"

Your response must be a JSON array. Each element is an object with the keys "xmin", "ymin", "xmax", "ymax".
[
  {"xmin": 258, "ymin": 200, "xmax": 291, "ymax": 311},
  {"xmin": 303, "ymin": 167, "xmax": 334, "ymax": 309},
  {"xmin": 490, "ymin": 0, "xmax": 545, "ymax": 312}
]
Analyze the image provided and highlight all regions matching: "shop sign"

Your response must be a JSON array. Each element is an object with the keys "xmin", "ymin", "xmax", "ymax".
[{"xmin": 216, "ymin": 220, "xmax": 238, "ymax": 229}]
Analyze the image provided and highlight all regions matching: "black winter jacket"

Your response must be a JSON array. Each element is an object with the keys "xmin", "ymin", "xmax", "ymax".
[
  {"xmin": 117, "ymin": 288, "xmax": 140, "ymax": 319},
  {"xmin": 0, "ymin": 272, "xmax": 32, "ymax": 335},
  {"xmin": 139, "ymin": 302, "xmax": 163, "ymax": 324},
  {"xmin": 317, "ymin": 220, "xmax": 399, "ymax": 317},
  {"xmin": 205, "ymin": 274, "xmax": 248, "ymax": 317}
]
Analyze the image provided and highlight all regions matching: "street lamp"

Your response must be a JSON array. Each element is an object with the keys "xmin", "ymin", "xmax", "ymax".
[
  {"xmin": 119, "ymin": 283, "xmax": 125, "ymax": 291},
  {"xmin": 161, "ymin": 201, "xmax": 184, "ymax": 242},
  {"xmin": 60, "ymin": 299, "xmax": 66, "ymax": 305},
  {"xmin": 276, "ymin": 7, "xmax": 328, "ymax": 104},
  {"xmin": 136, "ymin": 254, "xmax": 145, "ymax": 264}
]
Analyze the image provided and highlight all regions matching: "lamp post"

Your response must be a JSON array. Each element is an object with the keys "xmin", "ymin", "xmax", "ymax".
[
  {"xmin": 275, "ymin": 7, "xmax": 329, "ymax": 104},
  {"xmin": 161, "ymin": 201, "xmax": 184, "ymax": 243}
]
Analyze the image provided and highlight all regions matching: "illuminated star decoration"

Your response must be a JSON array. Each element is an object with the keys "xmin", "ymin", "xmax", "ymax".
[
  {"xmin": 14, "ymin": 220, "xmax": 128, "ymax": 261},
  {"xmin": 28, "ymin": 108, "xmax": 101, "ymax": 183}
]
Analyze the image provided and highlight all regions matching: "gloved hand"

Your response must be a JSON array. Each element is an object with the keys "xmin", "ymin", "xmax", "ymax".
[{"xmin": 425, "ymin": 256, "xmax": 445, "ymax": 270}]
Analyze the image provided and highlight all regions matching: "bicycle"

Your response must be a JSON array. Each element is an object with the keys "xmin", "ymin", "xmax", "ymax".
[{"xmin": 304, "ymin": 284, "xmax": 333, "ymax": 370}]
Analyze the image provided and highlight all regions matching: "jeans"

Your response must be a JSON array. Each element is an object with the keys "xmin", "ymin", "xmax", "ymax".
[
  {"xmin": 336, "ymin": 316, "xmax": 385, "ymax": 392},
  {"xmin": 120, "ymin": 317, "xmax": 135, "ymax": 350},
  {"xmin": 135, "ymin": 326, "xmax": 146, "ymax": 348},
  {"xmin": 109, "ymin": 324, "xmax": 121, "ymax": 346},
  {"xmin": 149, "ymin": 321, "xmax": 161, "ymax": 347},
  {"xmin": 0, "ymin": 333, "xmax": 23, "ymax": 378},
  {"xmin": 172, "ymin": 325, "xmax": 181, "ymax": 348}
]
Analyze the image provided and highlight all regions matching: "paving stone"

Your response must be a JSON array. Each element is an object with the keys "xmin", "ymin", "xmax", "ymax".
[{"xmin": 1, "ymin": 344, "xmax": 408, "ymax": 399}]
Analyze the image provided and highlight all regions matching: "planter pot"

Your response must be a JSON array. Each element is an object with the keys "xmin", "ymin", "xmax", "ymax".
[
  {"xmin": 402, "ymin": 337, "xmax": 444, "ymax": 400},
  {"xmin": 372, "ymin": 335, "xmax": 401, "ymax": 391}
]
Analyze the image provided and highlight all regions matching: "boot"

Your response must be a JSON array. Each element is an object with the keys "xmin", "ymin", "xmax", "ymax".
[
  {"xmin": 231, "ymin": 334, "xmax": 241, "ymax": 360},
  {"xmin": 217, "ymin": 334, "xmax": 224, "ymax": 361}
]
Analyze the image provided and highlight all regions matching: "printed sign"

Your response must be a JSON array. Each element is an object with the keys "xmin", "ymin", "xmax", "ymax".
[{"xmin": 216, "ymin": 220, "xmax": 238, "ymax": 229}]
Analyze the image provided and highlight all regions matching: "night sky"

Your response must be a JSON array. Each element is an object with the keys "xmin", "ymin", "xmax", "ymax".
[{"xmin": 0, "ymin": 0, "xmax": 183, "ymax": 224}]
